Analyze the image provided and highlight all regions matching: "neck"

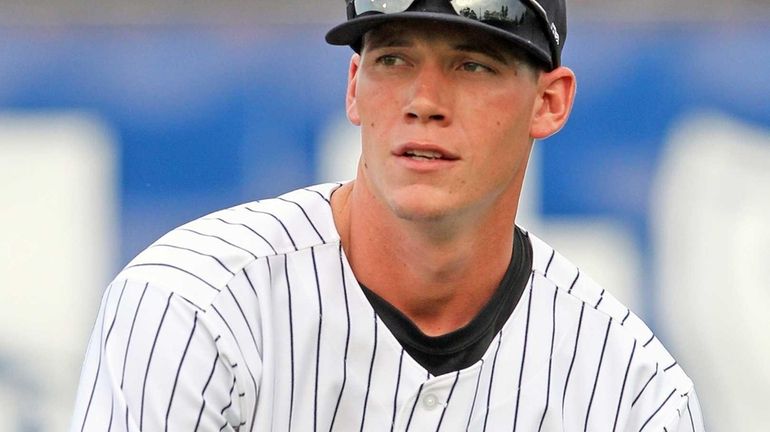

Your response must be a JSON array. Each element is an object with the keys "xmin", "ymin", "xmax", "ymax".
[{"xmin": 331, "ymin": 180, "xmax": 520, "ymax": 336}]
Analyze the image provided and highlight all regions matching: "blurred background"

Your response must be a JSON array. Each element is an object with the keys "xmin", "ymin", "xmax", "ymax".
[{"xmin": 0, "ymin": 0, "xmax": 769, "ymax": 430}]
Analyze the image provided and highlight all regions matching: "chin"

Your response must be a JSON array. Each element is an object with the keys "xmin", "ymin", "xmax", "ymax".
[
  {"xmin": 392, "ymin": 206, "xmax": 450, "ymax": 222},
  {"xmin": 385, "ymin": 189, "xmax": 457, "ymax": 222}
]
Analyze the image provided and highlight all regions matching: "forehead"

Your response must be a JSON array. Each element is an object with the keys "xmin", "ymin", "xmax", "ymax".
[{"xmin": 363, "ymin": 20, "xmax": 522, "ymax": 61}]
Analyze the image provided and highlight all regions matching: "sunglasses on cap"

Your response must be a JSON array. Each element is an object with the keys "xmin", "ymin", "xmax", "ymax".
[{"xmin": 347, "ymin": 0, "xmax": 561, "ymax": 69}]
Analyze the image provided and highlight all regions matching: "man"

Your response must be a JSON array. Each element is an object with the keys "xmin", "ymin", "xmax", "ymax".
[{"xmin": 71, "ymin": 0, "xmax": 705, "ymax": 430}]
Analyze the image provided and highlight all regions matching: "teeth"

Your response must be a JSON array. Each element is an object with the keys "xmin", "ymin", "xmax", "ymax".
[{"xmin": 405, "ymin": 149, "xmax": 442, "ymax": 159}]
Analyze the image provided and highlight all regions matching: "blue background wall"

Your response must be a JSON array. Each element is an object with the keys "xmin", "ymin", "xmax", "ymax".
[{"xmin": 1, "ymin": 21, "xmax": 768, "ymax": 285}]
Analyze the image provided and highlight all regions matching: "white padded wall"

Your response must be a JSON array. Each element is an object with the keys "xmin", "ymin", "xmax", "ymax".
[
  {"xmin": 0, "ymin": 113, "xmax": 116, "ymax": 431},
  {"xmin": 653, "ymin": 112, "xmax": 770, "ymax": 432}
]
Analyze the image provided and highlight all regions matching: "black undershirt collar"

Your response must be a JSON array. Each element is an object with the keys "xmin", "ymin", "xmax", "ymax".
[{"xmin": 360, "ymin": 227, "xmax": 533, "ymax": 376}]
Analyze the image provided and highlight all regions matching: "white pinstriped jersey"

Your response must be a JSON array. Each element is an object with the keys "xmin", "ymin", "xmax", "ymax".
[{"xmin": 71, "ymin": 183, "xmax": 705, "ymax": 431}]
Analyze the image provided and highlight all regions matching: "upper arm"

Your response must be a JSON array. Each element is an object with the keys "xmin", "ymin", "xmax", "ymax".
[{"xmin": 70, "ymin": 279, "xmax": 254, "ymax": 431}]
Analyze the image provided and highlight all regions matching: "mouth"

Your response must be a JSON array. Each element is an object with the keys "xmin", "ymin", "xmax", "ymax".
[
  {"xmin": 396, "ymin": 144, "xmax": 460, "ymax": 162},
  {"xmin": 403, "ymin": 149, "xmax": 445, "ymax": 160}
]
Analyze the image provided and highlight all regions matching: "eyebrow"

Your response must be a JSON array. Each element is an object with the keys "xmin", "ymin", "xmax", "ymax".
[
  {"xmin": 364, "ymin": 36, "xmax": 413, "ymax": 51},
  {"xmin": 365, "ymin": 36, "xmax": 510, "ymax": 66},
  {"xmin": 454, "ymin": 43, "xmax": 510, "ymax": 65}
]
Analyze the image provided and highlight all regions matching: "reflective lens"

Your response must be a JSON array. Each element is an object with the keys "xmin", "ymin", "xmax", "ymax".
[
  {"xmin": 351, "ymin": 0, "xmax": 559, "ymax": 68},
  {"xmin": 353, "ymin": 0, "xmax": 414, "ymax": 14},
  {"xmin": 352, "ymin": 0, "xmax": 529, "ymax": 19},
  {"xmin": 452, "ymin": 0, "xmax": 529, "ymax": 22}
]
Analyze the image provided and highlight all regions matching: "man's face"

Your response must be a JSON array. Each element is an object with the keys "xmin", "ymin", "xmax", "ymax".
[{"xmin": 347, "ymin": 21, "xmax": 544, "ymax": 224}]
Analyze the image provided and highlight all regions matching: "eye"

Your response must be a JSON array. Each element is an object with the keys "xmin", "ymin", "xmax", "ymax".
[
  {"xmin": 376, "ymin": 55, "xmax": 406, "ymax": 67},
  {"xmin": 460, "ymin": 61, "xmax": 494, "ymax": 73}
]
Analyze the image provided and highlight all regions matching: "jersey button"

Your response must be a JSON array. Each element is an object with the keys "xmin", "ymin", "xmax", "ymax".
[{"xmin": 422, "ymin": 393, "xmax": 439, "ymax": 410}]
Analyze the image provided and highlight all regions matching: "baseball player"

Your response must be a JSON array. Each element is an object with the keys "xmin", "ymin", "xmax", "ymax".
[{"xmin": 71, "ymin": 0, "xmax": 705, "ymax": 430}]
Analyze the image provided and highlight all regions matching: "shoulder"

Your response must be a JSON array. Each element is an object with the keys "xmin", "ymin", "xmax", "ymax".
[
  {"xmin": 524, "ymin": 229, "xmax": 696, "ymax": 395},
  {"xmin": 114, "ymin": 183, "xmax": 343, "ymax": 309}
]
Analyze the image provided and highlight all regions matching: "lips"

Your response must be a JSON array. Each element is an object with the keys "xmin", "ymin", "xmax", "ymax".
[{"xmin": 395, "ymin": 143, "xmax": 460, "ymax": 161}]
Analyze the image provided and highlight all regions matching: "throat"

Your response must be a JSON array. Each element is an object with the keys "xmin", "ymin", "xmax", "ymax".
[
  {"xmin": 350, "ymin": 222, "xmax": 514, "ymax": 335},
  {"xmin": 359, "ymin": 246, "xmax": 504, "ymax": 336},
  {"xmin": 358, "ymin": 227, "xmax": 533, "ymax": 374},
  {"xmin": 337, "ymin": 178, "xmax": 516, "ymax": 333}
]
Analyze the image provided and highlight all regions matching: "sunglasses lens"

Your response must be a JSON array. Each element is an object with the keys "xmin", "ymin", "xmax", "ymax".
[
  {"xmin": 353, "ymin": 0, "xmax": 415, "ymax": 14},
  {"xmin": 451, "ymin": 0, "xmax": 529, "ymax": 22},
  {"xmin": 354, "ymin": 0, "xmax": 529, "ymax": 19}
]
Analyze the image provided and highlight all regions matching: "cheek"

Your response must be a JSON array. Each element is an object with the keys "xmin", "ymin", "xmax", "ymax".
[
  {"xmin": 357, "ymin": 73, "xmax": 407, "ymax": 121},
  {"xmin": 470, "ymin": 109, "xmax": 533, "ymax": 182}
]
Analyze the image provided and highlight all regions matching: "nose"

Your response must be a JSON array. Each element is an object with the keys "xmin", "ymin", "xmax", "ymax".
[{"xmin": 403, "ymin": 61, "xmax": 451, "ymax": 126}]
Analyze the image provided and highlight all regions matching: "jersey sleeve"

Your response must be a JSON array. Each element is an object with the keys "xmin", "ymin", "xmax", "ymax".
[
  {"xmin": 624, "ymin": 385, "xmax": 706, "ymax": 432},
  {"xmin": 70, "ymin": 279, "xmax": 256, "ymax": 432},
  {"xmin": 667, "ymin": 390, "xmax": 706, "ymax": 432}
]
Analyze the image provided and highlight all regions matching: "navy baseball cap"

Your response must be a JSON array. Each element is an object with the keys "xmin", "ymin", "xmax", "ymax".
[{"xmin": 325, "ymin": 0, "xmax": 566, "ymax": 70}]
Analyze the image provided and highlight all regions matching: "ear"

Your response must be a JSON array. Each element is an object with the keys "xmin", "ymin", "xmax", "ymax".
[
  {"xmin": 530, "ymin": 66, "xmax": 576, "ymax": 139},
  {"xmin": 346, "ymin": 53, "xmax": 362, "ymax": 126}
]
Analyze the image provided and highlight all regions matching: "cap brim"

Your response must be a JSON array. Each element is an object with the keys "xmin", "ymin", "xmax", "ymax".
[{"xmin": 325, "ymin": 12, "xmax": 552, "ymax": 68}]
